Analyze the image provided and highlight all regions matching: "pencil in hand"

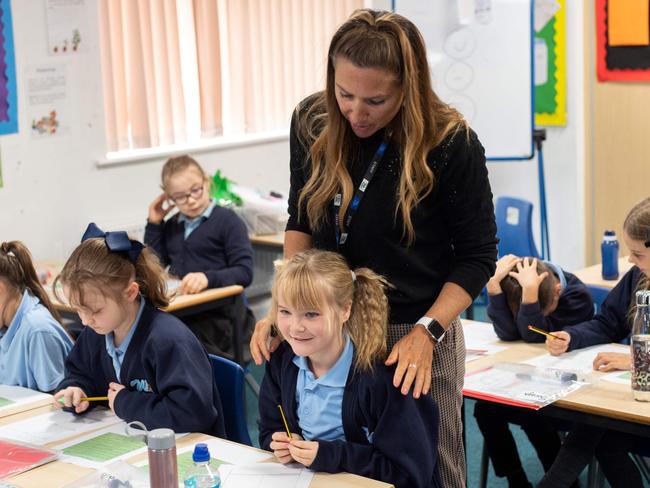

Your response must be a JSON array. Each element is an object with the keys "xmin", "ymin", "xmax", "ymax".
[
  {"xmin": 58, "ymin": 396, "xmax": 109, "ymax": 404},
  {"xmin": 278, "ymin": 404, "xmax": 292, "ymax": 439},
  {"xmin": 527, "ymin": 325, "xmax": 567, "ymax": 341}
]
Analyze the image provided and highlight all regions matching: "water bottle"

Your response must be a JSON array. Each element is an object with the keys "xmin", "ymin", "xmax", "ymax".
[
  {"xmin": 126, "ymin": 421, "xmax": 178, "ymax": 488},
  {"xmin": 147, "ymin": 428, "xmax": 179, "ymax": 488},
  {"xmin": 632, "ymin": 290, "xmax": 650, "ymax": 402},
  {"xmin": 183, "ymin": 443, "xmax": 221, "ymax": 488},
  {"xmin": 601, "ymin": 230, "xmax": 619, "ymax": 280}
]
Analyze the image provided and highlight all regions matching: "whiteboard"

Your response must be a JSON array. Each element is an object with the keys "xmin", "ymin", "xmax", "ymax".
[{"xmin": 394, "ymin": 0, "xmax": 534, "ymax": 160}]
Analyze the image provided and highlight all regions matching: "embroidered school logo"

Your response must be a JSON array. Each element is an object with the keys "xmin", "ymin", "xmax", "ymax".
[{"xmin": 130, "ymin": 379, "xmax": 153, "ymax": 392}]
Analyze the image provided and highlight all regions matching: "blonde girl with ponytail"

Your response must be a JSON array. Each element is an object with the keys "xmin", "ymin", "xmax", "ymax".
[
  {"xmin": 258, "ymin": 250, "xmax": 441, "ymax": 488},
  {"xmin": 0, "ymin": 241, "xmax": 72, "ymax": 392}
]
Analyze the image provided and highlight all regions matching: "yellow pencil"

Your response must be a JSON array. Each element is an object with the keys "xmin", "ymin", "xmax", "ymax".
[
  {"xmin": 58, "ymin": 396, "xmax": 109, "ymax": 404},
  {"xmin": 527, "ymin": 325, "xmax": 566, "ymax": 341},
  {"xmin": 278, "ymin": 404, "xmax": 292, "ymax": 439}
]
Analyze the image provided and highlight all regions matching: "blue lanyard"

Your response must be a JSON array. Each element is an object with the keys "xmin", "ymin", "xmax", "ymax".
[{"xmin": 334, "ymin": 139, "xmax": 389, "ymax": 248}]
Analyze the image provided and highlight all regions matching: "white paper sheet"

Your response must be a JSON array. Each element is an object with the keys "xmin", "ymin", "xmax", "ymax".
[
  {"xmin": 53, "ymin": 422, "xmax": 148, "ymax": 469},
  {"xmin": 462, "ymin": 320, "xmax": 507, "ymax": 361},
  {"xmin": 178, "ymin": 438, "xmax": 272, "ymax": 465},
  {"xmin": 0, "ymin": 385, "xmax": 51, "ymax": 414},
  {"xmin": 522, "ymin": 344, "xmax": 629, "ymax": 376},
  {"xmin": 0, "ymin": 408, "xmax": 120, "ymax": 445},
  {"xmin": 218, "ymin": 463, "xmax": 313, "ymax": 488}
]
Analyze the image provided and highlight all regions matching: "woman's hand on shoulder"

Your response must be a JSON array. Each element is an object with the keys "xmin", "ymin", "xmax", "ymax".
[
  {"xmin": 385, "ymin": 325, "xmax": 434, "ymax": 399},
  {"xmin": 53, "ymin": 386, "xmax": 89, "ymax": 414},
  {"xmin": 179, "ymin": 272, "xmax": 209, "ymax": 294},
  {"xmin": 148, "ymin": 193, "xmax": 175, "ymax": 225},
  {"xmin": 593, "ymin": 352, "xmax": 631, "ymax": 372},
  {"xmin": 250, "ymin": 316, "xmax": 281, "ymax": 365},
  {"xmin": 546, "ymin": 331, "xmax": 570, "ymax": 355}
]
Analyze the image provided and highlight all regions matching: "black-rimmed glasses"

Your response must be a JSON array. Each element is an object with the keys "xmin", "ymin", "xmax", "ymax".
[{"xmin": 169, "ymin": 186, "xmax": 204, "ymax": 205}]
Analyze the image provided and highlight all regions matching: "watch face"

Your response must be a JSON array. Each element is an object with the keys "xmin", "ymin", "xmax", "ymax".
[{"xmin": 427, "ymin": 320, "xmax": 445, "ymax": 340}]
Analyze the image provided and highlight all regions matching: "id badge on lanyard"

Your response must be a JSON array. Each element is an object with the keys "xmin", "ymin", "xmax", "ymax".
[{"xmin": 334, "ymin": 139, "xmax": 389, "ymax": 249}]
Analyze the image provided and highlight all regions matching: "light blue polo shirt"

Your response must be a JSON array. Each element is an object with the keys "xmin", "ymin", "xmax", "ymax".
[
  {"xmin": 0, "ymin": 290, "xmax": 73, "ymax": 392},
  {"xmin": 293, "ymin": 335, "xmax": 353, "ymax": 442},
  {"xmin": 178, "ymin": 200, "xmax": 215, "ymax": 239},
  {"xmin": 105, "ymin": 297, "xmax": 145, "ymax": 381}
]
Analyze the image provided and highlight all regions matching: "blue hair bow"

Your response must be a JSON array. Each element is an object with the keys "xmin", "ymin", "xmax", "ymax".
[{"xmin": 81, "ymin": 222, "xmax": 144, "ymax": 263}]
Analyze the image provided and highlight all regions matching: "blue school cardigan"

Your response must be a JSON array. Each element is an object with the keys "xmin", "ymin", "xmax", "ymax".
[
  {"xmin": 57, "ymin": 301, "xmax": 225, "ymax": 437},
  {"xmin": 488, "ymin": 267, "xmax": 594, "ymax": 343},
  {"xmin": 144, "ymin": 206, "xmax": 253, "ymax": 288},
  {"xmin": 258, "ymin": 341, "xmax": 441, "ymax": 488}
]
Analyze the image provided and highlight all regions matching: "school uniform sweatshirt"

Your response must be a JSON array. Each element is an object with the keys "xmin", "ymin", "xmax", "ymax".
[
  {"xmin": 144, "ymin": 206, "xmax": 254, "ymax": 288},
  {"xmin": 57, "ymin": 302, "xmax": 226, "ymax": 437},
  {"xmin": 258, "ymin": 342, "xmax": 441, "ymax": 488},
  {"xmin": 562, "ymin": 266, "xmax": 641, "ymax": 351},
  {"xmin": 488, "ymin": 267, "xmax": 594, "ymax": 343}
]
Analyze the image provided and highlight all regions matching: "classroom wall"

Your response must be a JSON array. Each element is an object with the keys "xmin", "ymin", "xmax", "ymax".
[
  {"xmin": 0, "ymin": 0, "xmax": 291, "ymax": 261},
  {"xmin": 0, "ymin": 0, "xmax": 586, "ymax": 271}
]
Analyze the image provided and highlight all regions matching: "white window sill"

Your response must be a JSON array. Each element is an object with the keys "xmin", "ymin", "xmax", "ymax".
[{"xmin": 96, "ymin": 130, "xmax": 289, "ymax": 168}]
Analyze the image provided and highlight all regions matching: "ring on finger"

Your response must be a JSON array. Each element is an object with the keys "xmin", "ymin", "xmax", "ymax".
[{"xmin": 408, "ymin": 363, "xmax": 417, "ymax": 369}]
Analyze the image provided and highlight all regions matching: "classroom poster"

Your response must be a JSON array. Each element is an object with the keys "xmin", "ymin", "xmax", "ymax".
[
  {"xmin": 596, "ymin": 0, "xmax": 650, "ymax": 82},
  {"xmin": 0, "ymin": 0, "xmax": 18, "ymax": 135},
  {"xmin": 45, "ymin": 0, "xmax": 85, "ymax": 56},
  {"xmin": 26, "ymin": 64, "xmax": 68, "ymax": 138},
  {"xmin": 534, "ymin": 0, "xmax": 566, "ymax": 126}
]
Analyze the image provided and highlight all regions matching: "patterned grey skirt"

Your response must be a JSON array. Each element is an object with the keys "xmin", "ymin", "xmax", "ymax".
[{"xmin": 387, "ymin": 318, "xmax": 466, "ymax": 488}]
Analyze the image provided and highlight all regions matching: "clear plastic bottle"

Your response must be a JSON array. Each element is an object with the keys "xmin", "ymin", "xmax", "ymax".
[
  {"xmin": 632, "ymin": 290, "xmax": 650, "ymax": 402},
  {"xmin": 601, "ymin": 230, "xmax": 619, "ymax": 280},
  {"xmin": 183, "ymin": 443, "xmax": 221, "ymax": 488}
]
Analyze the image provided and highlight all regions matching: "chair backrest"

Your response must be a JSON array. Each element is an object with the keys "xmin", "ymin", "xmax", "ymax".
[
  {"xmin": 495, "ymin": 196, "xmax": 540, "ymax": 259},
  {"xmin": 208, "ymin": 354, "xmax": 252, "ymax": 446},
  {"xmin": 586, "ymin": 284, "xmax": 610, "ymax": 313}
]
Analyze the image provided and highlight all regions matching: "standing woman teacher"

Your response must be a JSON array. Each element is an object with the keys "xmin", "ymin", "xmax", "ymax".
[{"xmin": 251, "ymin": 9, "xmax": 497, "ymax": 487}]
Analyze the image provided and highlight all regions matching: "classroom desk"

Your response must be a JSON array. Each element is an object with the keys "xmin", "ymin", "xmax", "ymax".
[
  {"xmin": 462, "ymin": 320, "xmax": 650, "ymax": 438},
  {"xmin": 250, "ymin": 232, "xmax": 284, "ymax": 248},
  {"xmin": 4, "ymin": 407, "xmax": 393, "ymax": 488},
  {"xmin": 573, "ymin": 256, "xmax": 632, "ymax": 289}
]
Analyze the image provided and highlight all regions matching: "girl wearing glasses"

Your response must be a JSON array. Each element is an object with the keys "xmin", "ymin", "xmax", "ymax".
[{"xmin": 144, "ymin": 155, "xmax": 254, "ymax": 358}]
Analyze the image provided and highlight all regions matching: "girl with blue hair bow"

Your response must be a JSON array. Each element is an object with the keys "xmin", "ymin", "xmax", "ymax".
[{"xmin": 52, "ymin": 223, "xmax": 225, "ymax": 437}]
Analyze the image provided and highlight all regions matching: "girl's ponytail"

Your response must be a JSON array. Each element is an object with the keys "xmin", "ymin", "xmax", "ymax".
[
  {"xmin": 133, "ymin": 247, "xmax": 169, "ymax": 308},
  {"xmin": 345, "ymin": 267, "xmax": 389, "ymax": 372},
  {"xmin": 0, "ymin": 241, "xmax": 61, "ymax": 323}
]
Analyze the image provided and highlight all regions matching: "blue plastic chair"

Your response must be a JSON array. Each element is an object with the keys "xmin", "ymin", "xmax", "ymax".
[
  {"xmin": 586, "ymin": 285, "xmax": 610, "ymax": 313},
  {"xmin": 208, "ymin": 354, "xmax": 253, "ymax": 446},
  {"xmin": 495, "ymin": 196, "xmax": 541, "ymax": 259}
]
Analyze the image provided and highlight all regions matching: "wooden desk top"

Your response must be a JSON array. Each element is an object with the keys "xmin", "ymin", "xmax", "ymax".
[
  {"xmin": 572, "ymin": 256, "xmax": 632, "ymax": 289},
  {"xmin": 250, "ymin": 232, "xmax": 284, "ymax": 248},
  {"xmin": 463, "ymin": 326, "xmax": 647, "ymax": 426},
  {"xmin": 6, "ymin": 420, "xmax": 392, "ymax": 488}
]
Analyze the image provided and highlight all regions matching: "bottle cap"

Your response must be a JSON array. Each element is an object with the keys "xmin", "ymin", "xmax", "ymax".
[
  {"xmin": 192, "ymin": 443, "xmax": 211, "ymax": 462},
  {"xmin": 147, "ymin": 428, "xmax": 176, "ymax": 450},
  {"xmin": 636, "ymin": 290, "xmax": 650, "ymax": 306},
  {"xmin": 604, "ymin": 230, "xmax": 616, "ymax": 236}
]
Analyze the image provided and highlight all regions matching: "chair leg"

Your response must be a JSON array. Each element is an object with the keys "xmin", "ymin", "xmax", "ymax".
[
  {"xmin": 245, "ymin": 371, "xmax": 260, "ymax": 397},
  {"xmin": 587, "ymin": 458, "xmax": 605, "ymax": 488},
  {"xmin": 632, "ymin": 454, "xmax": 650, "ymax": 483},
  {"xmin": 479, "ymin": 441, "xmax": 489, "ymax": 488}
]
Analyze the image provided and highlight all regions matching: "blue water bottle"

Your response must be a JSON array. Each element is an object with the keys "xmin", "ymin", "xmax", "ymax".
[
  {"xmin": 601, "ymin": 230, "xmax": 619, "ymax": 280},
  {"xmin": 183, "ymin": 443, "xmax": 220, "ymax": 487}
]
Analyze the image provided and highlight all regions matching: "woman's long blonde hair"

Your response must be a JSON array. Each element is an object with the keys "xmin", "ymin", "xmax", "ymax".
[
  {"xmin": 270, "ymin": 250, "xmax": 389, "ymax": 372},
  {"xmin": 624, "ymin": 196, "xmax": 650, "ymax": 322},
  {"xmin": 297, "ymin": 9, "xmax": 466, "ymax": 244}
]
